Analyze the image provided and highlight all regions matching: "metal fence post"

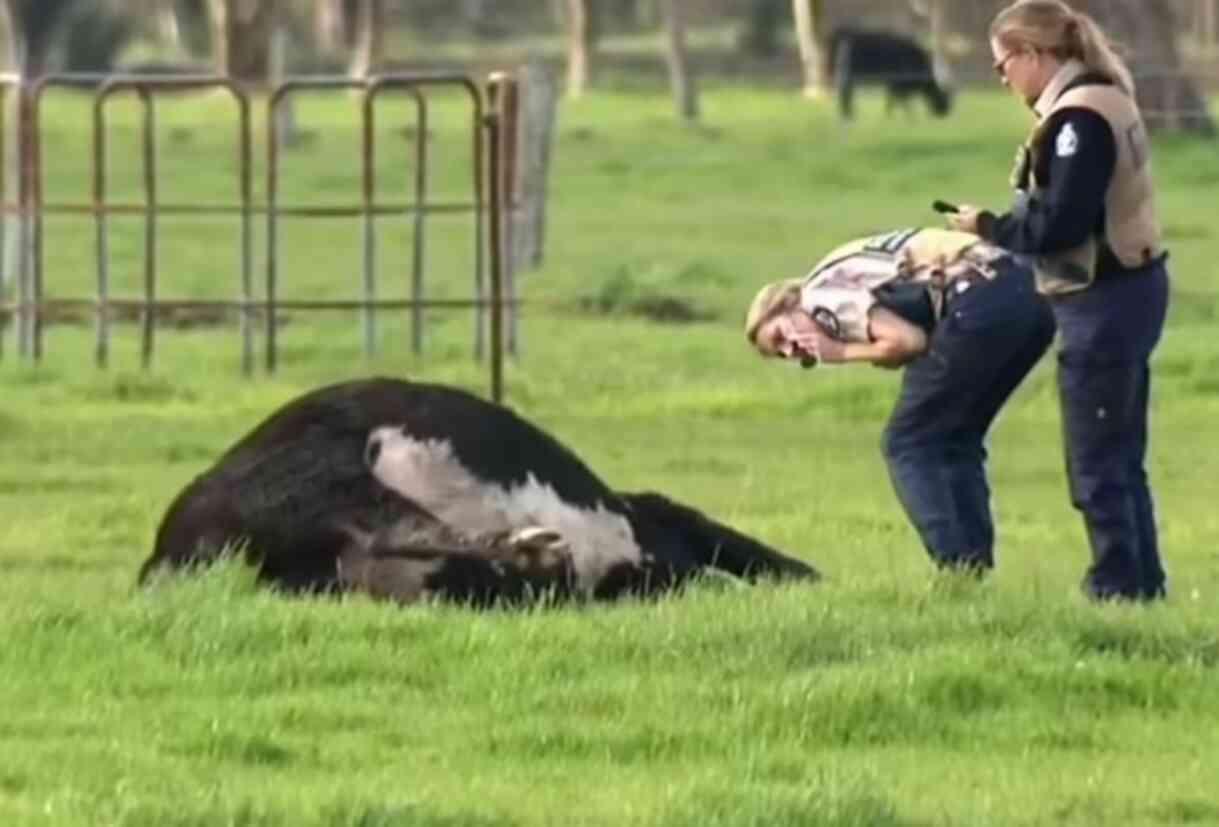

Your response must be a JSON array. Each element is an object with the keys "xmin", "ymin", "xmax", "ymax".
[
  {"xmin": 361, "ymin": 84, "xmax": 379, "ymax": 359},
  {"xmin": 488, "ymin": 71, "xmax": 520, "ymax": 359},
  {"xmin": 409, "ymin": 91, "xmax": 428, "ymax": 356},
  {"xmin": 140, "ymin": 89, "xmax": 158, "ymax": 369},
  {"xmin": 0, "ymin": 78, "xmax": 13, "ymax": 361},
  {"xmin": 16, "ymin": 81, "xmax": 33, "ymax": 360},
  {"xmin": 485, "ymin": 74, "xmax": 510, "ymax": 404},
  {"xmin": 92, "ymin": 85, "xmax": 110, "ymax": 367}
]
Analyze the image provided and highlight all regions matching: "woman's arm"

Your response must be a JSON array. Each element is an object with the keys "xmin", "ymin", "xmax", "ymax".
[
  {"xmin": 794, "ymin": 307, "xmax": 928, "ymax": 367},
  {"xmin": 951, "ymin": 110, "xmax": 1116, "ymax": 254}
]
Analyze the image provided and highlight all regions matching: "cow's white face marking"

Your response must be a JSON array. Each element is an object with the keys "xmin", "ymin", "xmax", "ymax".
[{"xmin": 365, "ymin": 426, "xmax": 641, "ymax": 590}]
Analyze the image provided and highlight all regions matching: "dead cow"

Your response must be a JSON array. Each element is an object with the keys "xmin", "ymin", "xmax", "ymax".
[{"xmin": 141, "ymin": 378, "xmax": 818, "ymax": 606}]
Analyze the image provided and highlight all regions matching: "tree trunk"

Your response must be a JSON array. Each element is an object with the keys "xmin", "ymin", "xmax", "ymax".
[
  {"xmin": 661, "ymin": 0, "xmax": 698, "ymax": 121},
  {"xmin": 157, "ymin": 2, "xmax": 181, "ymax": 47},
  {"xmin": 348, "ymin": 0, "xmax": 385, "ymax": 79},
  {"xmin": 909, "ymin": 0, "xmax": 950, "ymax": 83},
  {"xmin": 0, "ymin": 0, "xmax": 16, "ymax": 305},
  {"xmin": 208, "ymin": 0, "xmax": 275, "ymax": 83},
  {"xmin": 207, "ymin": 0, "xmax": 226, "ymax": 73},
  {"xmin": 6, "ymin": 0, "xmax": 77, "ymax": 77},
  {"xmin": 565, "ymin": 0, "xmax": 590, "ymax": 98},
  {"xmin": 269, "ymin": 10, "xmax": 300, "ymax": 147},
  {"xmin": 0, "ymin": 0, "xmax": 16, "ymax": 71},
  {"xmin": 512, "ymin": 58, "xmax": 559, "ymax": 274},
  {"xmin": 1205, "ymin": 0, "xmax": 1217, "ymax": 55},
  {"xmin": 928, "ymin": 0, "xmax": 946, "ymax": 74},
  {"xmin": 314, "ymin": 0, "xmax": 346, "ymax": 52},
  {"xmin": 0, "ymin": 0, "xmax": 77, "ymax": 339},
  {"xmin": 1073, "ymin": 0, "xmax": 1214, "ymax": 134},
  {"xmin": 792, "ymin": 0, "xmax": 827, "ymax": 99}
]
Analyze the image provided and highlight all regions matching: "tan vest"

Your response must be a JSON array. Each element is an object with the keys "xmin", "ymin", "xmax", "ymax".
[
  {"xmin": 800, "ymin": 228, "xmax": 1005, "ymax": 342},
  {"xmin": 1026, "ymin": 82, "xmax": 1162, "ymax": 295}
]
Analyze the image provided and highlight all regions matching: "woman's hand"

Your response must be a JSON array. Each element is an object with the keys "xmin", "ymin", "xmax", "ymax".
[
  {"xmin": 790, "ymin": 328, "xmax": 844, "ymax": 365},
  {"xmin": 946, "ymin": 204, "xmax": 985, "ymax": 234}
]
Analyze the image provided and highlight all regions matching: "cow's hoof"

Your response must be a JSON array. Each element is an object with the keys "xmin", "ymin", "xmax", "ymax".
[{"xmin": 506, "ymin": 526, "xmax": 571, "ymax": 572}]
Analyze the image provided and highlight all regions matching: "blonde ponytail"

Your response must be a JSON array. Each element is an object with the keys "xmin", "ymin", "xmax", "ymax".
[
  {"xmin": 991, "ymin": 1, "xmax": 1136, "ymax": 96},
  {"xmin": 1065, "ymin": 11, "xmax": 1135, "ymax": 95}
]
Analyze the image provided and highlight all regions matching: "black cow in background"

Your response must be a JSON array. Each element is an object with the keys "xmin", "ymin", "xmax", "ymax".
[
  {"xmin": 141, "ymin": 378, "xmax": 819, "ymax": 607},
  {"xmin": 828, "ymin": 27, "xmax": 954, "ymax": 121}
]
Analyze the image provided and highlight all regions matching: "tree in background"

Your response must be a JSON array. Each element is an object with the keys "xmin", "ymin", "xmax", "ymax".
[
  {"xmin": 0, "ymin": 0, "xmax": 79, "ymax": 76},
  {"xmin": 206, "ymin": 0, "xmax": 275, "ymax": 82},
  {"xmin": 347, "ymin": 0, "xmax": 385, "ymax": 78},
  {"xmin": 313, "ymin": 0, "xmax": 347, "ymax": 53},
  {"xmin": 738, "ymin": 0, "xmax": 787, "ymax": 58},
  {"xmin": 1072, "ymin": 0, "xmax": 1214, "ymax": 135},
  {"xmin": 792, "ymin": 0, "xmax": 827, "ymax": 98},
  {"xmin": 564, "ymin": 0, "xmax": 591, "ymax": 98},
  {"xmin": 909, "ymin": 0, "xmax": 949, "ymax": 83},
  {"xmin": 662, "ymin": 0, "xmax": 698, "ymax": 121},
  {"xmin": 930, "ymin": 0, "xmax": 1212, "ymax": 135}
]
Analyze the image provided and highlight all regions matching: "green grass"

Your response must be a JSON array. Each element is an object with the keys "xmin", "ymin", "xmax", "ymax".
[{"xmin": 2, "ymin": 86, "xmax": 1219, "ymax": 826}]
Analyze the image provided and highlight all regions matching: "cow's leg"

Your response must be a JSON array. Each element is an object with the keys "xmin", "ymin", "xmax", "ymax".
[
  {"xmin": 837, "ymin": 80, "xmax": 854, "ymax": 121},
  {"xmin": 619, "ymin": 492, "xmax": 819, "ymax": 583},
  {"xmin": 503, "ymin": 526, "xmax": 572, "ymax": 574},
  {"xmin": 337, "ymin": 519, "xmax": 577, "ymax": 606},
  {"xmin": 833, "ymin": 40, "xmax": 854, "ymax": 121}
]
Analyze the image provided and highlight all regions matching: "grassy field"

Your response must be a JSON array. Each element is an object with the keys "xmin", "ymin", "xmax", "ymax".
[{"xmin": 2, "ymin": 85, "xmax": 1219, "ymax": 826}]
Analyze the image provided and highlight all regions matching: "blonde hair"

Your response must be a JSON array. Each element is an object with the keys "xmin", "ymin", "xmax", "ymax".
[
  {"xmin": 990, "ymin": 1, "xmax": 1135, "ymax": 96},
  {"xmin": 744, "ymin": 279, "xmax": 803, "ymax": 354}
]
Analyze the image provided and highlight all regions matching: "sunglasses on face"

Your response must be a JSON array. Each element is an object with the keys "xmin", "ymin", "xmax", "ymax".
[{"xmin": 993, "ymin": 51, "xmax": 1019, "ymax": 78}]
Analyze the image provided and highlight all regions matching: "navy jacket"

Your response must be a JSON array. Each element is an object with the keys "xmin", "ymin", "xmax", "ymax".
[{"xmin": 978, "ymin": 82, "xmax": 1136, "ymax": 278}]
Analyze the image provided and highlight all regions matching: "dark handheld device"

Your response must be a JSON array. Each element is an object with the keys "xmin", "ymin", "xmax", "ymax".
[{"xmin": 932, "ymin": 199, "xmax": 960, "ymax": 214}]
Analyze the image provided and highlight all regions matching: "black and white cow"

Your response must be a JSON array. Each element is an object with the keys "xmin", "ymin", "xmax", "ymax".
[
  {"xmin": 140, "ymin": 377, "xmax": 818, "ymax": 606},
  {"xmin": 828, "ymin": 27, "xmax": 953, "ymax": 121}
]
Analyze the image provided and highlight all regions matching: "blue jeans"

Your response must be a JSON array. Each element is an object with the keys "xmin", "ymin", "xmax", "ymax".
[
  {"xmin": 1051, "ymin": 261, "xmax": 1169, "ymax": 600},
  {"xmin": 883, "ymin": 261, "xmax": 1056, "ymax": 570}
]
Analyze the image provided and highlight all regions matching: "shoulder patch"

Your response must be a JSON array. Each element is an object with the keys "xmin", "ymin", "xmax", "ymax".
[
  {"xmin": 1056, "ymin": 122, "xmax": 1079, "ymax": 157},
  {"xmin": 861, "ymin": 228, "xmax": 920, "ymax": 255}
]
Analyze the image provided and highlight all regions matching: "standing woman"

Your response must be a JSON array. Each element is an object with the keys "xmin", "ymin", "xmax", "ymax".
[{"xmin": 949, "ymin": 0, "xmax": 1170, "ymax": 601}]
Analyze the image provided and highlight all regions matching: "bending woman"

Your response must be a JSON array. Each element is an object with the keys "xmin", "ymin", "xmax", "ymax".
[{"xmin": 746, "ymin": 228, "xmax": 1055, "ymax": 575}]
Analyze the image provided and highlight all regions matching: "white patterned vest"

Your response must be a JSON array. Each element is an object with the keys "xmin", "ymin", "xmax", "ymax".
[{"xmin": 799, "ymin": 228, "xmax": 1006, "ymax": 342}]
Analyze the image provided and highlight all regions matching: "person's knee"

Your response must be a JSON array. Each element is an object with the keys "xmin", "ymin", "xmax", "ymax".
[
  {"xmin": 881, "ymin": 423, "xmax": 918, "ymax": 464},
  {"xmin": 880, "ymin": 426, "xmax": 900, "ymax": 462}
]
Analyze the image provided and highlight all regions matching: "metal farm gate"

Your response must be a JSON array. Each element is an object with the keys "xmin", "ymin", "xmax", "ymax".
[{"xmin": 0, "ymin": 70, "xmax": 517, "ymax": 402}]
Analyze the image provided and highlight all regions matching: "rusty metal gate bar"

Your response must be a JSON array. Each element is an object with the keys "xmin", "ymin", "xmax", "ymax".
[
  {"xmin": 364, "ymin": 76, "xmax": 428, "ymax": 356},
  {"xmin": 485, "ymin": 75, "xmax": 509, "ymax": 405},
  {"xmin": 21, "ymin": 73, "xmax": 254, "ymax": 372},
  {"xmin": 2, "ymin": 70, "xmax": 513, "ymax": 403},
  {"xmin": 1, "ymin": 73, "xmax": 36, "ymax": 360},
  {"xmin": 31, "ymin": 74, "xmax": 111, "ymax": 365},
  {"xmin": 367, "ymin": 74, "xmax": 491, "ymax": 358},
  {"xmin": 266, "ymin": 73, "xmax": 489, "ymax": 373},
  {"xmin": 487, "ymin": 72, "xmax": 519, "ymax": 358},
  {"xmin": 0, "ymin": 76, "xmax": 14, "ymax": 361},
  {"xmin": 88, "ymin": 75, "xmax": 253, "ymax": 372}
]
